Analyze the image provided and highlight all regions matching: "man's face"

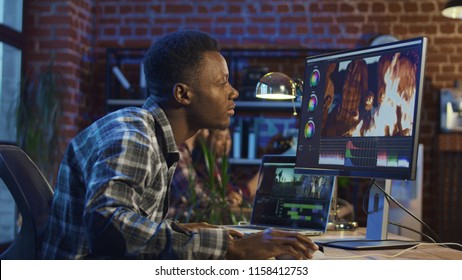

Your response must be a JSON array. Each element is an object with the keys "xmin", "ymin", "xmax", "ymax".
[{"xmin": 187, "ymin": 51, "xmax": 239, "ymax": 130}]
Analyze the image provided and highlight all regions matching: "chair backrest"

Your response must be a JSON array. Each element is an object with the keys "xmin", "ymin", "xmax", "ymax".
[{"xmin": 0, "ymin": 144, "xmax": 54, "ymax": 260}]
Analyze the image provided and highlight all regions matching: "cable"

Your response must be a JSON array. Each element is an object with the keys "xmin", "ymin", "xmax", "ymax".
[
  {"xmin": 320, "ymin": 238, "xmax": 418, "ymax": 247},
  {"xmin": 371, "ymin": 179, "xmax": 443, "ymax": 243},
  {"xmin": 359, "ymin": 178, "xmax": 442, "ymax": 244},
  {"xmin": 325, "ymin": 242, "xmax": 462, "ymax": 259},
  {"xmin": 361, "ymin": 178, "xmax": 376, "ymax": 215},
  {"xmin": 388, "ymin": 221, "xmax": 436, "ymax": 243}
]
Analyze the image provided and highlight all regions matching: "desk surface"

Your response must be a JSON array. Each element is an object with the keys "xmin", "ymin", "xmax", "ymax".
[{"xmin": 312, "ymin": 228, "xmax": 462, "ymax": 260}]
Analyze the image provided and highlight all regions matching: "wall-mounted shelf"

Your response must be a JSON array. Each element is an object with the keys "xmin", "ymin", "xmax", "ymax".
[
  {"xmin": 105, "ymin": 47, "xmax": 335, "ymax": 112},
  {"xmin": 235, "ymin": 100, "xmax": 301, "ymax": 110},
  {"xmin": 106, "ymin": 99, "xmax": 301, "ymax": 110},
  {"xmin": 438, "ymin": 133, "xmax": 462, "ymax": 152},
  {"xmin": 105, "ymin": 47, "xmax": 336, "ymax": 166},
  {"xmin": 107, "ymin": 99, "xmax": 144, "ymax": 106},
  {"xmin": 229, "ymin": 158, "xmax": 262, "ymax": 165}
]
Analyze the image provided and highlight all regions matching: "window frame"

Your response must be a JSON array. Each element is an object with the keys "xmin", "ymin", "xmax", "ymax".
[
  {"xmin": 0, "ymin": 0, "xmax": 25, "ymax": 246},
  {"xmin": 0, "ymin": 23, "xmax": 24, "ymax": 49}
]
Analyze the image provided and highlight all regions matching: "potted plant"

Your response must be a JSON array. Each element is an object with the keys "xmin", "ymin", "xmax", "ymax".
[
  {"xmin": 16, "ymin": 60, "xmax": 63, "ymax": 184},
  {"xmin": 175, "ymin": 137, "xmax": 247, "ymax": 225}
]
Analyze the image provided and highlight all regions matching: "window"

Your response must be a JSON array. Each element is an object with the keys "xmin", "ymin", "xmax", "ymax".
[
  {"xmin": 0, "ymin": 0, "xmax": 23, "ymax": 245},
  {"xmin": 0, "ymin": 0, "xmax": 23, "ymax": 143},
  {"xmin": 0, "ymin": 43, "xmax": 21, "ymax": 142},
  {"xmin": 0, "ymin": 0, "xmax": 23, "ymax": 32}
]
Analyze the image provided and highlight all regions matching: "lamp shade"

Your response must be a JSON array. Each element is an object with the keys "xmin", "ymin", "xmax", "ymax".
[
  {"xmin": 442, "ymin": 0, "xmax": 462, "ymax": 19},
  {"xmin": 255, "ymin": 72, "xmax": 296, "ymax": 100}
]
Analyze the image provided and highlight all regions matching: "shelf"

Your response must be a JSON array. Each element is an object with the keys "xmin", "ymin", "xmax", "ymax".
[
  {"xmin": 105, "ymin": 47, "xmax": 329, "ymax": 169},
  {"xmin": 107, "ymin": 99, "xmax": 301, "ymax": 109},
  {"xmin": 236, "ymin": 100, "xmax": 301, "ymax": 109},
  {"xmin": 438, "ymin": 133, "xmax": 462, "ymax": 152},
  {"xmin": 105, "ymin": 47, "xmax": 336, "ymax": 113},
  {"xmin": 229, "ymin": 158, "xmax": 262, "ymax": 165},
  {"xmin": 107, "ymin": 99, "xmax": 144, "ymax": 106}
]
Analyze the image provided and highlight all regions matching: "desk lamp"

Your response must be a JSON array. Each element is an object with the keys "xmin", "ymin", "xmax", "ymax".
[
  {"xmin": 255, "ymin": 72, "xmax": 303, "ymax": 116},
  {"xmin": 442, "ymin": 0, "xmax": 462, "ymax": 19}
]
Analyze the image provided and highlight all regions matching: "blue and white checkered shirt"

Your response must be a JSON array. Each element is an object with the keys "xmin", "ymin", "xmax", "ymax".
[{"xmin": 41, "ymin": 97, "xmax": 228, "ymax": 259}]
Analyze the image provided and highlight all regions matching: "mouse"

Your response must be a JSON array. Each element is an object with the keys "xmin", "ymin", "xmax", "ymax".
[
  {"xmin": 276, "ymin": 244, "xmax": 325, "ymax": 260},
  {"xmin": 311, "ymin": 249, "xmax": 326, "ymax": 260},
  {"xmin": 308, "ymin": 244, "xmax": 325, "ymax": 260}
]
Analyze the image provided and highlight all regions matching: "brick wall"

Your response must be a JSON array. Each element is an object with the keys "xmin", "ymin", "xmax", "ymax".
[
  {"xmin": 23, "ymin": 0, "xmax": 462, "ymax": 242},
  {"xmin": 24, "ymin": 0, "xmax": 95, "ymax": 152}
]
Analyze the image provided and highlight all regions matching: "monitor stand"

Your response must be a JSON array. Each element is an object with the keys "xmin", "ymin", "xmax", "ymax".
[{"xmin": 320, "ymin": 178, "xmax": 420, "ymax": 250}]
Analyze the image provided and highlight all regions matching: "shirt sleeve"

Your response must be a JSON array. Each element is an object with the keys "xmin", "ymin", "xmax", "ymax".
[
  {"xmin": 138, "ymin": 219, "xmax": 229, "ymax": 260},
  {"xmin": 143, "ymin": 220, "xmax": 229, "ymax": 259}
]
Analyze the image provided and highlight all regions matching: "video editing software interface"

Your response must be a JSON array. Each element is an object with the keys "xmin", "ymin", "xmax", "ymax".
[
  {"xmin": 251, "ymin": 160, "xmax": 333, "ymax": 230},
  {"xmin": 295, "ymin": 38, "xmax": 427, "ymax": 180}
]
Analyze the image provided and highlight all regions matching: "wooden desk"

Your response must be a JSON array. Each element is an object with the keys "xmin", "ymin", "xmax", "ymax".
[{"xmin": 312, "ymin": 228, "xmax": 462, "ymax": 260}]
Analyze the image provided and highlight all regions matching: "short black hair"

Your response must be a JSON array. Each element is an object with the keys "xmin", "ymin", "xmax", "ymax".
[{"xmin": 143, "ymin": 30, "xmax": 221, "ymax": 102}]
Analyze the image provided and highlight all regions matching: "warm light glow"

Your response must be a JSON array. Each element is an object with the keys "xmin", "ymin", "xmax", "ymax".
[
  {"xmin": 255, "ymin": 72, "xmax": 297, "ymax": 100},
  {"xmin": 256, "ymin": 92, "xmax": 296, "ymax": 100},
  {"xmin": 442, "ymin": 0, "xmax": 462, "ymax": 19}
]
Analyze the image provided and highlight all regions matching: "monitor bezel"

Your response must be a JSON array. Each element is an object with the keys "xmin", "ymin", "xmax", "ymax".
[{"xmin": 294, "ymin": 37, "xmax": 427, "ymax": 181}]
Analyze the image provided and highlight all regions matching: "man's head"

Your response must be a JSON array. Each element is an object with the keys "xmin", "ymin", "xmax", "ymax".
[
  {"xmin": 144, "ymin": 30, "xmax": 239, "ymax": 132},
  {"xmin": 143, "ymin": 30, "xmax": 221, "ymax": 103}
]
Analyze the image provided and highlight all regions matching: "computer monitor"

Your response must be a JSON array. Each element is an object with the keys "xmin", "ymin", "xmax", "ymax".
[{"xmin": 295, "ymin": 37, "xmax": 428, "ymax": 249}]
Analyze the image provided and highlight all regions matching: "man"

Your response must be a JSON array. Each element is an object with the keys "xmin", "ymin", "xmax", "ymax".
[{"xmin": 42, "ymin": 30, "xmax": 319, "ymax": 259}]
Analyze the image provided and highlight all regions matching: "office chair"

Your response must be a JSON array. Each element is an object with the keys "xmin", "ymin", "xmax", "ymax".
[{"xmin": 0, "ymin": 144, "xmax": 54, "ymax": 260}]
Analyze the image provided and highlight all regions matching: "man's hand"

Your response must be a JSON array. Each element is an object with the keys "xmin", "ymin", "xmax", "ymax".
[{"xmin": 225, "ymin": 228, "xmax": 319, "ymax": 260}]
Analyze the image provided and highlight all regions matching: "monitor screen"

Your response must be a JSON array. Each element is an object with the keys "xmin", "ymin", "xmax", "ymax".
[{"xmin": 295, "ymin": 37, "xmax": 427, "ymax": 180}]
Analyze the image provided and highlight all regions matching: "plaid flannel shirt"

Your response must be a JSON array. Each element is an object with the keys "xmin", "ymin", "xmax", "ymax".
[{"xmin": 41, "ymin": 97, "xmax": 228, "ymax": 259}]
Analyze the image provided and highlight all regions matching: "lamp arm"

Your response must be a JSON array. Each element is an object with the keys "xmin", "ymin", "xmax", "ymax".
[
  {"xmin": 291, "ymin": 78, "xmax": 304, "ymax": 116},
  {"xmin": 294, "ymin": 78, "xmax": 304, "ymax": 97}
]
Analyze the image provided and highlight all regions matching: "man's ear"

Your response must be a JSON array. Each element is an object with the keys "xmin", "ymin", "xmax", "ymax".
[{"xmin": 172, "ymin": 83, "xmax": 192, "ymax": 105}]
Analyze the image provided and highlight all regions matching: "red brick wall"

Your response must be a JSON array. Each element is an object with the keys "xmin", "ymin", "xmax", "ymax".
[
  {"xmin": 23, "ymin": 0, "xmax": 462, "ymax": 242},
  {"xmin": 24, "ymin": 0, "xmax": 95, "ymax": 152}
]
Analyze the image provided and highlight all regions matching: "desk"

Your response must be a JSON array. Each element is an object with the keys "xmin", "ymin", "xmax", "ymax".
[{"xmin": 312, "ymin": 228, "xmax": 462, "ymax": 260}]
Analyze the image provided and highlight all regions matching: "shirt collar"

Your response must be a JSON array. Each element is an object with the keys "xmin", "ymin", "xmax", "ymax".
[{"xmin": 142, "ymin": 96, "xmax": 179, "ymax": 156}]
